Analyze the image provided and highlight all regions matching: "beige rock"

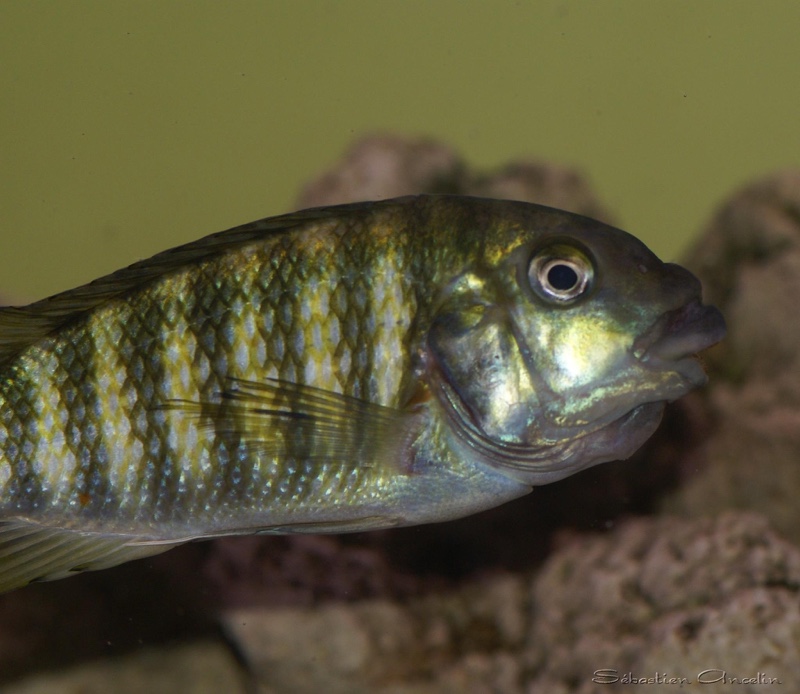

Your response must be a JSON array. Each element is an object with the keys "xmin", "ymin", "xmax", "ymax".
[
  {"xmin": 2, "ymin": 641, "xmax": 247, "ymax": 694},
  {"xmin": 222, "ymin": 573, "xmax": 528, "ymax": 693},
  {"xmin": 295, "ymin": 134, "xmax": 466, "ymax": 209},
  {"xmin": 220, "ymin": 513, "xmax": 800, "ymax": 693},
  {"xmin": 665, "ymin": 170, "xmax": 800, "ymax": 543},
  {"xmin": 524, "ymin": 512, "xmax": 800, "ymax": 693},
  {"xmin": 296, "ymin": 134, "xmax": 613, "ymax": 223}
]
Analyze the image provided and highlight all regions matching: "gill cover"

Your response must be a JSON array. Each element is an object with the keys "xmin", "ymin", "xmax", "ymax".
[
  {"xmin": 428, "ymin": 274, "xmax": 539, "ymax": 446},
  {"xmin": 427, "ymin": 239, "xmax": 596, "ymax": 447}
]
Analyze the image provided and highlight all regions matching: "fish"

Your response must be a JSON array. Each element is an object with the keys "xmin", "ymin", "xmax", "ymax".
[{"xmin": 0, "ymin": 195, "xmax": 725, "ymax": 593}]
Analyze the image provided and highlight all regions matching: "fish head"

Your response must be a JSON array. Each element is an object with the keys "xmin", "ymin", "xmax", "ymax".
[{"xmin": 426, "ymin": 209, "xmax": 726, "ymax": 485}]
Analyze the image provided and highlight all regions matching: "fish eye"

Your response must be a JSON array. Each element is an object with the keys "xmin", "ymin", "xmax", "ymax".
[{"xmin": 528, "ymin": 245, "xmax": 593, "ymax": 303}]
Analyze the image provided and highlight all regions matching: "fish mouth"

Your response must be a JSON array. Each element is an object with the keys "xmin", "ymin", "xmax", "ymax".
[{"xmin": 633, "ymin": 300, "xmax": 727, "ymax": 389}]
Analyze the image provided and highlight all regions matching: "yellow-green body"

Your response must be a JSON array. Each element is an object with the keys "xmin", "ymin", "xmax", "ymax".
[{"xmin": 0, "ymin": 195, "xmax": 725, "ymax": 591}]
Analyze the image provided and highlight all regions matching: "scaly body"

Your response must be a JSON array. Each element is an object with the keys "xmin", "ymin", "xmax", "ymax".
[
  {"xmin": 0, "ymin": 202, "xmax": 476, "ymax": 534},
  {"xmin": 0, "ymin": 196, "xmax": 725, "ymax": 591}
]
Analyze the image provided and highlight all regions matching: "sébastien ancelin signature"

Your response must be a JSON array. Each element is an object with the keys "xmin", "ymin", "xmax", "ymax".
[{"xmin": 593, "ymin": 669, "xmax": 782, "ymax": 686}]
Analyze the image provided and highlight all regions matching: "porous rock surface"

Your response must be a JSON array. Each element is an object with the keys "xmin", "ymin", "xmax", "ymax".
[
  {"xmin": 662, "ymin": 170, "xmax": 800, "ymax": 545},
  {"xmin": 219, "ymin": 513, "xmax": 800, "ymax": 694},
  {"xmin": 6, "ymin": 513, "xmax": 796, "ymax": 693}
]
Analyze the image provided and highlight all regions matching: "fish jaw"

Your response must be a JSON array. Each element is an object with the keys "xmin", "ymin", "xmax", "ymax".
[
  {"xmin": 633, "ymin": 300, "xmax": 727, "ymax": 393},
  {"xmin": 516, "ymin": 400, "xmax": 667, "ymax": 485},
  {"xmin": 425, "ymin": 292, "xmax": 726, "ymax": 487},
  {"xmin": 536, "ymin": 299, "xmax": 727, "ymax": 435},
  {"xmin": 428, "ymin": 362, "xmax": 668, "ymax": 487}
]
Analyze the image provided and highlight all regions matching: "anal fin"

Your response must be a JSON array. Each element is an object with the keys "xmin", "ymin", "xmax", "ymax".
[{"xmin": 0, "ymin": 519, "xmax": 183, "ymax": 594}]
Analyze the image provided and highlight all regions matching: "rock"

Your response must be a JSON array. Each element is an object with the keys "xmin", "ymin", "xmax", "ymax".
[
  {"xmin": 224, "ymin": 601, "xmax": 416, "ymax": 694},
  {"xmin": 664, "ymin": 170, "xmax": 800, "ymax": 543},
  {"xmin": 2, "ymin": 641, "xmax": 247, "ymax": 694},
  {"xmin": 296, "ymin": 134, "xmax": 614, "ymax": 223},
  {"xmin": 201, "ymin": 534, "xmax": 425, "ymax": 609},
  {"xmin": 295, "ymin": 135, "xmax": 467, "ymax": 208},
  {"xmin": 0, "ymin": 547, "xmax": 217, "ymax": 687},
  {"xmin": 682, "ymin": 169, "xmax": 800, "ymax": 390},
  {"xmin": 222, "ymin": 573, "xmax": 528, "ymax": 693},
  {"xmin": 524, "ymin": 512, "xmax": 800, "ymax": 692},
  {"xmin": 633, "ymin": 587, "xmax": 799, "ymax": 692},
  {"xmin": 220, "ymin": 512, "xmax": 800, "ymax": 692},
  {"xmin": 467, "ymin": 161, "xmax": 612, "ymax": 222}
]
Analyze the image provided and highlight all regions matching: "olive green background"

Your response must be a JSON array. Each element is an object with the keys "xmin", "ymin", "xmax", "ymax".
[{"xmin": 1, "ymin": 1, "xmax": 798, "ymax": 302}]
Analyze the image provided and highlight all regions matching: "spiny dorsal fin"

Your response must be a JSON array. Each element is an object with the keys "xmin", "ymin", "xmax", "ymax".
[{"xmin": 0, "ymin": 199, "xmax": 396, "ymax": 366}]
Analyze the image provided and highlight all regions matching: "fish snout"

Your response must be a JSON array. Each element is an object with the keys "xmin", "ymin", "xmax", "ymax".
[{"xmin": 662, "ymin": 262, "xmax": 703, "ymax": 298}]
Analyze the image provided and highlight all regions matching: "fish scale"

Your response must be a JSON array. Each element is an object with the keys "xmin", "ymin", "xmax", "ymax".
[
  {"xmin": 4, "ymin": 232, "xmax": 371, "ymax": 525},
  {"xmin": 0, "ymin": 195, "xmax": 725, "ymax": 593}
]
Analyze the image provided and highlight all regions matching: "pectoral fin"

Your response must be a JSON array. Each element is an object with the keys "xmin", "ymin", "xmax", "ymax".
[
  {"xmin": 0, "ymin": 520, "xmax": 182, "ymax": 594},
  {"xmin": 162, "ymin": 377, "xmax": 419, "ymax": 473}
]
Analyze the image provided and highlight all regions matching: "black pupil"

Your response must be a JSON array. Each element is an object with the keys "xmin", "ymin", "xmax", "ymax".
[{"xmin": 547, "ymin": 263, "xmax": 579, "ymax": 291}]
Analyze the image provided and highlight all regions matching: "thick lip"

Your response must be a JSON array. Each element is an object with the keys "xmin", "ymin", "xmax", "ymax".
[{"xmin": 633, "ymin": 300, "xmax": 726, "ymax": 382}]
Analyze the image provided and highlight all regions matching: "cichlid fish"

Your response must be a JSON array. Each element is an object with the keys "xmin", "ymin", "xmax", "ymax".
[{"xmin": 0, "ymin": 195, "xmax": 724, "ymax": 592}]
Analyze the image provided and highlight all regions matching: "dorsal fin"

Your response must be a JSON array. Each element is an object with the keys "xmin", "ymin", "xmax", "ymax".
[{"xmin": 0, "ymin": 199, "xmax": 394, "ymax": 366}]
